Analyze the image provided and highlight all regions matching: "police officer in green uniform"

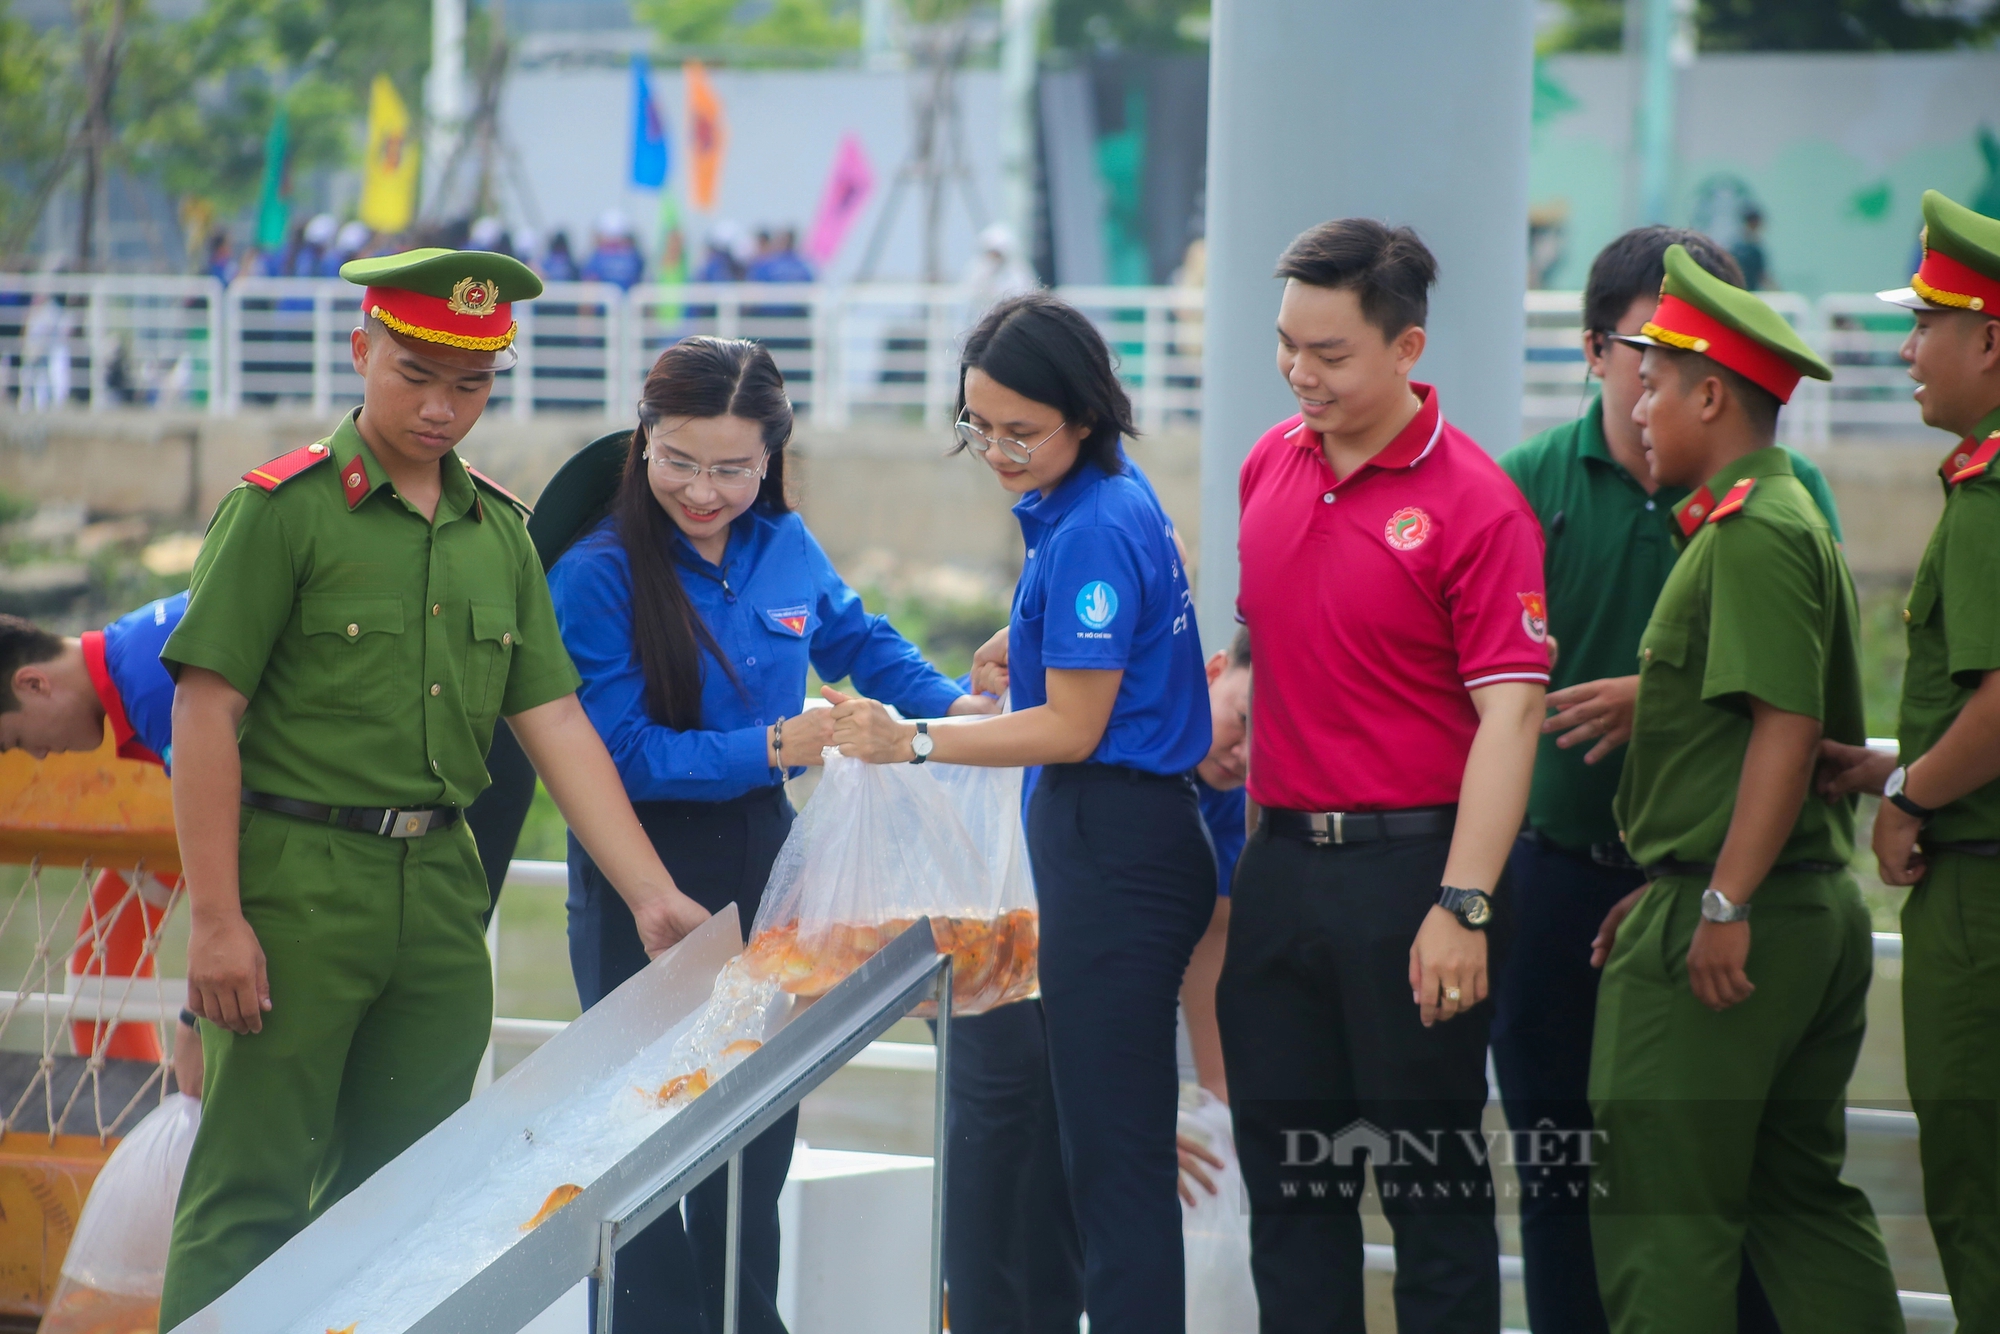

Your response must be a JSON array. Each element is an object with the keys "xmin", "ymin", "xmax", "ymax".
[
  {"xmin": 158, "ymin": 250, "xmax": 710, "ymax": 1327},
  {"xmin": 1818, "ymin": 189, "xmax": 2000, "ymax": 1330},
  {"xmin": 1586, "ymin": 246, "xmax": 1904, "ymax": 1332}
]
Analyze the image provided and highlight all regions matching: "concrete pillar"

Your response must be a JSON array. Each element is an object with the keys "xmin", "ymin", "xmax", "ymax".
[{"xmin": 1195, "ymin": 0, "xmax": 1534, "ymax": 651}]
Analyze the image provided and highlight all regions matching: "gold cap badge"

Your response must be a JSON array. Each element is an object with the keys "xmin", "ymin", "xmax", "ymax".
[{"xmin": 448, "ymin": 276, "xmax": 500, "ymax": 317}]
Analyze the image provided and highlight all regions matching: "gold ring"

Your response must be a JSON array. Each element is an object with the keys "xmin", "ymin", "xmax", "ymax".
[{"xmin": 1444, "ymin": 986, "xmax": 1461, "ymax": 1002}]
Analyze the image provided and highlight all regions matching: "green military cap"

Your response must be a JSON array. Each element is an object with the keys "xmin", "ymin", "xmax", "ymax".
[
  {"xmin": 341, "ymin": 247, "xmax": 542, "ymax": 360},
  {"xmin": 526, "ymin": 429, "xmax": 633, "ymax": 571},
  {"xmin": 1615, "ymin": 243, "xmax": 1832, "ymax": 404},
  {"xmin": 1880, "ymin": 189, "xmax": 2000, "ymax": 314}
]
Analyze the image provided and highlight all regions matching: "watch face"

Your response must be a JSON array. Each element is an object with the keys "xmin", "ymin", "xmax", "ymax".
[
  {"xmin": 911, "ymin": 733, "xmax": 934, "ymax": 757},
  {"xmin": 1885, "ymin": 766, "xmax": 1906, "ymax": 799},
  {"xmin": 1462, "ymin": 893, "xmax": 1492, "ymax": 926}
]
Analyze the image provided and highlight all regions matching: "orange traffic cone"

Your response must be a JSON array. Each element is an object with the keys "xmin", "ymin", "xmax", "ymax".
[{"xmin": 68, "ymin": 868, "xmax": 178, "ymax": 1062}]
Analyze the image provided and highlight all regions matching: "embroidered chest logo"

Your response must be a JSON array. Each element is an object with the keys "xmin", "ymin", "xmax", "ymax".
[
  {"xmin": 766, "ymin": 605, "xmax": 809, "ymax": 636},
  {"xmin": 1518, "ymin": 592, "xmax": 1549, "ymax": 644},
  {"xmin": 1384, "ymin": 507, "xmax": 1433, "ymax": 551}
]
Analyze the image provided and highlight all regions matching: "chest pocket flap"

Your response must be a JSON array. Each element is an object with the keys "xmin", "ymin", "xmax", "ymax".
[
  {"xmin": 1904, "ymin": 579, "xmax": 1938, "ymax": 629},
  {"xmin": 1638, "ymin": 619, "xmax": 1689, "ymax": 670},
  {"xmin": 466, "ymin": 601, "xmax": 519, "ymax": 721},
  {"xmin": 303, "ymin": 597, "xmax": 404, "ymax": 640},
  {"xmin": 760, "ymin": 604, "xmax": 818, "ymax": 639},
  {"xmin": 471, "ymin": 600, "xmax": 519, "ymax": 646}
]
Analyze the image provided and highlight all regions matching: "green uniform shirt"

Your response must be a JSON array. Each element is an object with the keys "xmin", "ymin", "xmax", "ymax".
[
  {"xmin": 1502, "ymin": 399, "xmax": 1844, "ymax": 850},
  {"xmin": 163, "ymin": 410, "xmax": 581, "ymax": 810},
  {"xmin": 1898, "ymin": 404, "xmax": 2000, "ymax": 843},
  {"xmin": 1612, "ymin": 445, "xmax": 1864, "ymax": 869}
]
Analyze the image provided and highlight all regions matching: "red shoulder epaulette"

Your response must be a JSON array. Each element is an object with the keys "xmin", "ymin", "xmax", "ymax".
[
  {"xmin": 1948, "ymin": 434, "xmax": 2000, "ymax": 487},
  {"xmin": 242, "ymin": 442, "xmax": 332, "ymax": 492},
  {"xmin": 1676, "ymin": 485, "xmax": 1715, "ymax": 539},
  {"xmin": 464, "ymin": 463, "xmax": 533, "ymax": 517},
  {"xmin": 1705, "ymin": 476, "xmax": 1757, "ymax": 525}
]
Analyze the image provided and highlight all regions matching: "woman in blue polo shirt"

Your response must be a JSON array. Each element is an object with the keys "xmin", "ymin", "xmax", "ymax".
[
  {"xmin": 547, "ymin": 336, "xmax": 987, "ymax": 1334},
  {"xmin": 831, "ymin": 293, "xmax": 1215, "ymax": 1334}
]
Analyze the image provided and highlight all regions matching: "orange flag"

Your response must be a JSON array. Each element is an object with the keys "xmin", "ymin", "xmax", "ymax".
[{"xmin": 684, "ymin": 61, "xmax": 727, "ymax": 211}]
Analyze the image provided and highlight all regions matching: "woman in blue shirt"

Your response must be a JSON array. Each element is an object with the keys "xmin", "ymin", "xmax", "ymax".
[
  {"xmin": 548, "ymin": 336, "xmax": 985, "ymax": 1334},
  {"xmin": 831, "ymin": 294, "xmax": 1216, "ymax": 1334}
]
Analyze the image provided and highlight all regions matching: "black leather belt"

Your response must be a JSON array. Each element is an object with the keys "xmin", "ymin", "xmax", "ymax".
[
  {"xmin": 1264, "ymin": 805, "xmax": 1455, "ymax": 846},
  {"xmin": 1643, "ymin": 856, "xmax": 1845, "ymax": 880},
  {"xmin": 242, "ymin": 789, "xmax": 462, "ymax": 838},
  {"xmin": 1524, "ymin": 827, "xmax": 1642, "ymax": 872},
  {"xmin": 1926, "ymin": 839, "xmax": 2000, "ymax": 858}
]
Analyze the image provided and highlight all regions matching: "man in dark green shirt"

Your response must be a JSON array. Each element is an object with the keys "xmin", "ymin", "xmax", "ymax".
[
  {"xmin": 1494, "ymin": 228, "xmax": 1836, "ymax": 1334},
  {"xmin": 1817, "ymin": 189, "xmax": 2000, "ymax": 1327}
]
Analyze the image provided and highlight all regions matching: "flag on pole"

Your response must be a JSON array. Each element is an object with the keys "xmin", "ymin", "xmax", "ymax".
[
  {"xmin": 684, "ymin": 61, "xmax": 726, "ymax": 212},
  {"xmin": 359, "ymin": 75, "xmax": 419, "ymax": 234},
  {"xmin": 631, "ymin": 54, "xmax": 669, "ymax": 189},
  {"xmin": 805, "ymin": 132, "xmax": 876, "ymax": 268},
  {"xmin": 254, "ymin": 103, "xmax": 291, "ymax": 250}
]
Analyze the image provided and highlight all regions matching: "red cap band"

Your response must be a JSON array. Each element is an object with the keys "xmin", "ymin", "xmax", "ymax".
[
  {"xmin": 362, "ymin": 285, "xmax": 517, "ymax": 352},
  {"xmin": 1641, "ymin": 293, "xmax": 1804, "ymax": 404},
  {"xmin": 1912, "ymin": 247, "xmax": 2000, "ymax": 314}
]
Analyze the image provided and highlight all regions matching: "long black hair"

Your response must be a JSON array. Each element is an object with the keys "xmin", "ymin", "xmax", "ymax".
[
  {"xmin": 953, "ymin": 292, "xmax": 1138, "ymax": 479},
  {"xmin": 616, "ymin": 336, "xmax": 793, "ymax": 730}
]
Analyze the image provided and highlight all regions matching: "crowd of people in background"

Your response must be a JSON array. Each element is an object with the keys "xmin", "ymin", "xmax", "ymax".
[{"xmin": 199, "ymin": 209, "xmax": 824, "ymax": 293}]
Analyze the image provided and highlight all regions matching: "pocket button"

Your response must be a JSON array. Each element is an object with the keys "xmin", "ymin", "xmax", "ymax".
[{"xmin": 347, "ymin": 623, "xmax": 359, "ymax": 637}]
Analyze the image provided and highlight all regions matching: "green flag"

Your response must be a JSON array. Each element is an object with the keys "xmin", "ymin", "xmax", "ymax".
[{"xmin": 255, "ymin": 103, "xmax": 291, "ymax": 250}]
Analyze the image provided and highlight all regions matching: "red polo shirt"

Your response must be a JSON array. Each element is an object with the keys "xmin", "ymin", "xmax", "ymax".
[{"xmin": 1237, "ymin": 383, "xmax": 1549, "ymax": 812}]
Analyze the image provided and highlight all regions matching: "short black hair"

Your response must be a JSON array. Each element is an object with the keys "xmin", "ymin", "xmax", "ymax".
[
  {"xmin": 0, "ymin": 615, "xmax": 64, "ymax": 713},
  {"xmin": 1226, "ymin": 625, "xmax": 1250, "ymax": 671},
  {"xmin": 1274, "ymin": 219, "xmax": 1437, "ymax": 338},
  {"xmin": 1584, "ymin": 227, "xmax": 1744, "ymax": 335},
  {"xmin": 955, "ymin": 292, "xmax": 1138, "ymax": 480},
  {"xmin": 1660, "ymin": 348, "xmax": 1781, "ymax": 440}
]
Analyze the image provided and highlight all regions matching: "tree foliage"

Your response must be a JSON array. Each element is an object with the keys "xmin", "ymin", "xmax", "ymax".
[
  {"xmin": 1049, "ymin": 0, "xmax": 1210, "ymax": 52},
  {"xmin": 633, "ymin": 0, "xmax": 860, "ymax": 52},
  {"xmin": 1539, "ymin": 0, "xmax": 2000, "ymax": 53}
]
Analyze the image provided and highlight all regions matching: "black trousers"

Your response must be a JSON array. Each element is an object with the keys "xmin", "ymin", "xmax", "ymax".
[
  {"xmin": 568, "ymin": 786, "xmax": 798, "ymax": 1334},
  {"xmin": 1492, "ymin": 835, "xmax": 1782, "ymax": 1334},
  {"xmin": 1217, "ymin": 824, "xmax": 1500, "ymax": 1334},
  {"xmin": 938, "ymin": 998, "xmax": 1084, "ymax": 1334},
  {"xmin": 1028, "ymin": 763, "xmax": 1216, "ymax": 1334}
]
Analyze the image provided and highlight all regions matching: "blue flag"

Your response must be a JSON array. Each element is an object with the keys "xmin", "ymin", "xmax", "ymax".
[{"xmin": 631, "ymin": 54, "xmax": 669, "ymax": 189}]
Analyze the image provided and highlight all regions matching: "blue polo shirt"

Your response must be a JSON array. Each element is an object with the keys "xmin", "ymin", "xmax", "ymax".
[
  {"xmin": 549, "ymin": 507, "xmax": 963, "ymax": 803},
  {"xmin": 1197, "ymin": 778, "xmax": 1246, "ymax": 896},
  {"xmin": 1009, "ymin": 452, "xmax": 1209, "ymax": 775},
  {"xmin": 84, "ymin": 592, "xmax": 185, "ymax": 770}
]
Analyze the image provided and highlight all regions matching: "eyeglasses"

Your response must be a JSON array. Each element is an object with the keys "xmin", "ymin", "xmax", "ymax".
[
  {"xmin": 954, "ymin": 413, "xmax": 1066, "ymax": 466},
  {"xmin": 644, "ymin": 447, "xmax": 768, "ymax": 491}
]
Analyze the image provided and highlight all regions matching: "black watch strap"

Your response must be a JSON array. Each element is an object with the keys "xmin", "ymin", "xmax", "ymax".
[{"xmin": 1887, "ymin": 789, "xmax": 1935, "ymax": 821}]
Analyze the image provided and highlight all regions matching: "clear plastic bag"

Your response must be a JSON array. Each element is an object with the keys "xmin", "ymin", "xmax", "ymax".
[
  {"xmin": 40, "ymin": 1092, "xmax": 201, "ymax": 1334},
  {"xmin": 743, "ymin": 751, "xmax": 1038, "ymax": 1015},
  {"xmin": 1179, "ymin": 1085, "xmax": 1258, "ymax": 1334},
  {"xmin": 927, "ymin": 758, "xmax": 1039, "ymax": 1011}
]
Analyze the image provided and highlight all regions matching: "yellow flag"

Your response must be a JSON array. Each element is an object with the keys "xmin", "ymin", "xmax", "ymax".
[{"xmin": 359, "ymin": 75, "xmax": 418, "ymax": 234}]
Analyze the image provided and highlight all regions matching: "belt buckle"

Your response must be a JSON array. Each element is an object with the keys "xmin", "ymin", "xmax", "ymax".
[
  {"xmin": 1304, "ymin": 812, "xmax": 1345, "ymax": 845},
  {"xmin": 383, "ymin": 808, "xmax": 434, "ymax": 838}
]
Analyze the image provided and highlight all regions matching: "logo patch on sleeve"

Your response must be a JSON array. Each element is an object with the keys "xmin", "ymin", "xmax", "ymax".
[
  {"xmin": 766, "ymin": 605, "xmax": 810, "ymax": 636},
  {"xmin": 1075, "ymin": 581, "xmax": 1120, "ymax": 631},
  {"xmin": 1518, "ymin": 592, "xmax": 1549, "ymax": 643},
  {"xmin": 1385, "ymin": 507, "xmax": 1433, "ymax": 551}
]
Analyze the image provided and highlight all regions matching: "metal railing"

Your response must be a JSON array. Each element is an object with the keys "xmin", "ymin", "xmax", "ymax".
[{"xmin": 2, "ymin": 276, "xmax": 1921, "ymax": 440}]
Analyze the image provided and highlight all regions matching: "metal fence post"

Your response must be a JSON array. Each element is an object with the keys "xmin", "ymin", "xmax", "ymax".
[
  {"xmin": 1141, "ymin": 296, "xmax": 1168, "ymax": 435},
  {"xmin": 512, "ymin": 302, "xmax": 536, "ymax": 421},
  {"xmin": 86, "ymin": 279, "xmax": 106, "ymax": 411},
  {"xmin": 311, "ymin": 285, "xmax": 332, "ymax": 420},
  {"xmin": 206, "ymin": 278, "xmax": 224, "ymax": 415},
  {"xmin": 929, "ymin": 959, "xmax": 952, "ymax": 1334}
]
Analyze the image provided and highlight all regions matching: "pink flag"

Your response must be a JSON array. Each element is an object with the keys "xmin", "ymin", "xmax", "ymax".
[{"xmin": 805, "ymin": 133, "xmax": 875, "ymax": 268}]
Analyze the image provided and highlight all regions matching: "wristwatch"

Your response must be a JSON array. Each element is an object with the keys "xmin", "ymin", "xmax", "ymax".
[
  {"xmin": 1884, "ymin": 765, "xmax": 1936, "ymax": 822},
  {"xmin": 1436, "ymin": 885, "xmax": 1493, "ymax": 930},
  {"xmin": 909, "ymin": 721, "xmax": 934, "ymax": 765},
  {"xmin": 1700, "ymin": 887, "xmax": 1752, "ymax": 924}
]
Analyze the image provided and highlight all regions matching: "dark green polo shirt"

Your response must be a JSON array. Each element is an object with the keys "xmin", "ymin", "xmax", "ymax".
[
  {"xmin": 1898, "ymin": 404, "xmax": 2000, "ymax": 843},
  {"xmin": 1502, "ymin": 398, "xmax": 1843, "ymax": 850},
  {"xmin": 1613, "ymin": 446, "xmax": 1864, "ymax": 869},
  {"xmin": 164, "ymin": 411, "xmax": 581, "ymax": 810}
]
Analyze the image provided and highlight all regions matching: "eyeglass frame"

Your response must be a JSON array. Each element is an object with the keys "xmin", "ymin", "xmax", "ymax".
[
  {"xmin": 953, "ymin": 411, "xmax": 1068, "ymax": 466},
  {"xmin": 637, "ymin": 407, "xmax": 771, "ymax": 491}
]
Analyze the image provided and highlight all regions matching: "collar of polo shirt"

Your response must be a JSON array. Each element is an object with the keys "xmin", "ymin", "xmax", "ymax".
[{"xmin": 1284, "ymin": 382, "xmax": 1445, "ymax": 477}]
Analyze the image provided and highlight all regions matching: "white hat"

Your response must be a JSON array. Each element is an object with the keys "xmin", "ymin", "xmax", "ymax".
[
  {"xmin": 303, "ymin": 213, "xmax": 338, "ymax": 246},
  {"xmin": 597, "ymin": 209, "xmax": 632, "ymax": 239},
  {"xmin": 334, "ymin": 220, "xmax": 371, "ymax": 254},
  {"xmin": 979, "ymin": 222, "xmax": 1016, "ymax": 254},
  {"xmin": 469, "ymin": 215, "xmax": 507, "ymax": 250}
]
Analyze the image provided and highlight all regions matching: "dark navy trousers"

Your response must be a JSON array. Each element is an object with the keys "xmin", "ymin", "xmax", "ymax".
[
  {"xmin": 1493, "ymin": 834, "xmax": 1780, "ymax": 1334},
  {"xmin": 937, "ymin": 998, "xmax": 1084, "ymax": 1334},
  {"xmin": 1027, "ymin": 763, "xmax": 1216, "ymax": 1334},
  {"xmin": 568, "ymin": 786, "xmax": 798, "ymax": 1334}
]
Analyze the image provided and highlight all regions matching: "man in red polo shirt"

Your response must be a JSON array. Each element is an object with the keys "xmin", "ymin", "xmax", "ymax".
[{"xmin": 1218, "ymin": 218, "xmax": 1549, "ymax": 1334}]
